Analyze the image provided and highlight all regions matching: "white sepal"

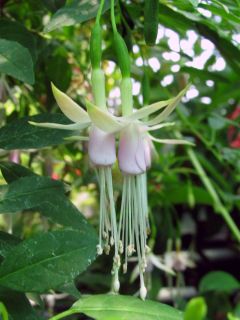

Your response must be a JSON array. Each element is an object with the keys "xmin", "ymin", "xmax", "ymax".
[
  {"xmin": 149, "ymin": 134, "xmax": 194, "ymax": 146},
  {"xmin": 125, "ymin": 98, "xmax": 171, "ymax": 121},
  {"xmin": 51, "ymin": 83, "xmax": 90, "ymax": 123},
  {"xmin": 28, "ymin": 121, "xmax": 88, "ymax": 130},
  {"xmin": 146, "ymin": 84, "xmax": 190, "ymax": 126},
  {"xmin": 86, "ymin": 99, "xmax": 124, "ymax": 133}
]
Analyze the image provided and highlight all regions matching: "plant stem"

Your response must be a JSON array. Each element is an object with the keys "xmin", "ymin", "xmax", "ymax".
[
  {"xmin": 110, "ymin": 0, "xmax": 117, "ymax": 33},
  {"xmin": 187, "ymin": 146, "xmax": 240, "ymax": 242},
  {"xmin": 96, "ymin": 0, "xmax": 105, "ymax": 23},
  {"xmin": 120, "ymin": 77, "xmax": 133, "ymax": 116}
]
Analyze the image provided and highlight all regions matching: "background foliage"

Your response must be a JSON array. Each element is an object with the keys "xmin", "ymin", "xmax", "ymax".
[{"xmin": 0, "ymin": 0, "xmax": 240, "ymax": 319}]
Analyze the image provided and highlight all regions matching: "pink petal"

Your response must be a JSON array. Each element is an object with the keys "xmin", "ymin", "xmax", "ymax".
[
  {"xmin": 88, "ymin": 126, "xmax": 116, "ymax": 166},
  {"xmin": 118, "ymin": 124, "xmax": 148, "ymax": 175}
]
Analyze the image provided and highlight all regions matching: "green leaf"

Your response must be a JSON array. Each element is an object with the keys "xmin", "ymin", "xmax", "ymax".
[
  {"xmin": 0, "ymin": 172, "xmax": 93, "ymax": 230},
  {"xmin": 0, "ymin": 39, "xmax": 34, "ymax": 85},
  {"xmin": 0, "ymin": 229, "xmax": 97, "ymax": 293},
  {"xmin": 184, "ymin": 297, "xmax": 207, "ymax": 320},
  {"xmin": 0, "ymin": 20, "xmax": 37, "ymax": 63},
  {"xmin": 0, "ymin": 165, "xmax": 91, "ymax": 297},
  {"xmin": 44, "ymin": 0, "xmax": 110, "ymax": 33},
  {"xmin": 69, "ymin": 294, "xmax": 183, "ymax": 320},
  {"xmin": 0, "ymin": 175, "xmax": 64, "ymax": 213},
  {"xmin": 0, "ymin": 163, "xmax": 94, "ymax": 230},
  {"xmin": 0, "ymin": 288, "xmax": 43, "ymax": 320},
  {"xmin": 0, "ymin": 161, "xmax": 36, "ymax": 184},
  {"xmin": 57, "ymin": 282, "xmax": 81, "ymax": 298},
  {"xmin": 0, "ymin": 231, "xmax": 21, "ymax": 258},
  {"xmin": 36, "ymin": 195, "xmax": 90, "ymax": 230},
  {"xmin": 199, "ymin": 271, "xmax": 240, "ymax": 293},
  {"xmin": 0, "ymin": 114, "xmax": 74, "ymax": 150}
]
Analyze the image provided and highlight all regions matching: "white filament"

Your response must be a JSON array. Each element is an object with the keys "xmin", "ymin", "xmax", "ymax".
[
  {"xmin": 118, "ymin": 173, "xmax": 149, "ymax": 299},
  {"xmin": 97, "ymin": 167, "xmax": 120, "ymax": 292}
]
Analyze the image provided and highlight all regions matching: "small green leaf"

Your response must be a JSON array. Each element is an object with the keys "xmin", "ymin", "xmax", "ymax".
[
  {"xmin": 0, "ymin": 114, "xmax": 73, "ymax": 150},
  {"xmin": 44, "ymin": 0, "xmax": 110, "ymax": 33},
  {"xmin": 184, "ymin": 297, "xmax": 207, "ymax": 320},
  {"xmin": 0, "ymin": 39, "xmax": 34, "ymax": 84},
  {"xmin": 70, "ymin": 294, "xmax": 183, "ymax": 320},
  {"xmin": 0, "ymin": 229, "xmax": 97, "ymax": 293},
  {"xmin": 199, "ymin": 271, "xmax": 240, "ymax": 293}
]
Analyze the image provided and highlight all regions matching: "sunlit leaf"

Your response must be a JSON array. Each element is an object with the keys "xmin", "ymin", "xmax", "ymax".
[{"xmin": 70, "ymin": 294, "xmax": 183, "ymax": 320}]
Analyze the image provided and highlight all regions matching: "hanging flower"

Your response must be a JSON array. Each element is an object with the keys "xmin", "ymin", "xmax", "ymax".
[
  {"xmin": 86, "ymin": 84, "xmax": 194, "ymax": 299},
  {"xmin": 29, "ymin": 82, "xmax": 121, "ymax": 292}
]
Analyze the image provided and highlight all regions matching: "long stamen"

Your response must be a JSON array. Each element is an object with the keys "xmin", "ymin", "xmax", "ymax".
[{"xmin": 118, "ymin": 173, "xmax": 149, "ymax": 299}]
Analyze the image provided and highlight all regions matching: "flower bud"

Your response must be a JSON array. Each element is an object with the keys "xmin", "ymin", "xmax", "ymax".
[{"xmin": 113, "ymin": 31, "xmax": 131, "ymax": 78}]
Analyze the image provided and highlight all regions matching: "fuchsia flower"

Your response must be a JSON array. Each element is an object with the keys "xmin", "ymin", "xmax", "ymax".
[
  {"xmin": 30, "ymin": 83, "xmax": 120, "ymax": 279},
  {"xmin": 86, "ymin": 84, "xmax": 193, "ymax": 299},
  {"xmin": 86, "ymin": 84, "xmax": 193, "ymax": 174}
]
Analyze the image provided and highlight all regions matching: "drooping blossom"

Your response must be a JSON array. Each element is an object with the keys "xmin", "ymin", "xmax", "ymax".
[
  {"xmin": 86, "ymin": 84, "xmax": 194, "ymax": 299},
  {"xmin": 30, "ymin": 82, "xmax": 121, "ymax": 291}
]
